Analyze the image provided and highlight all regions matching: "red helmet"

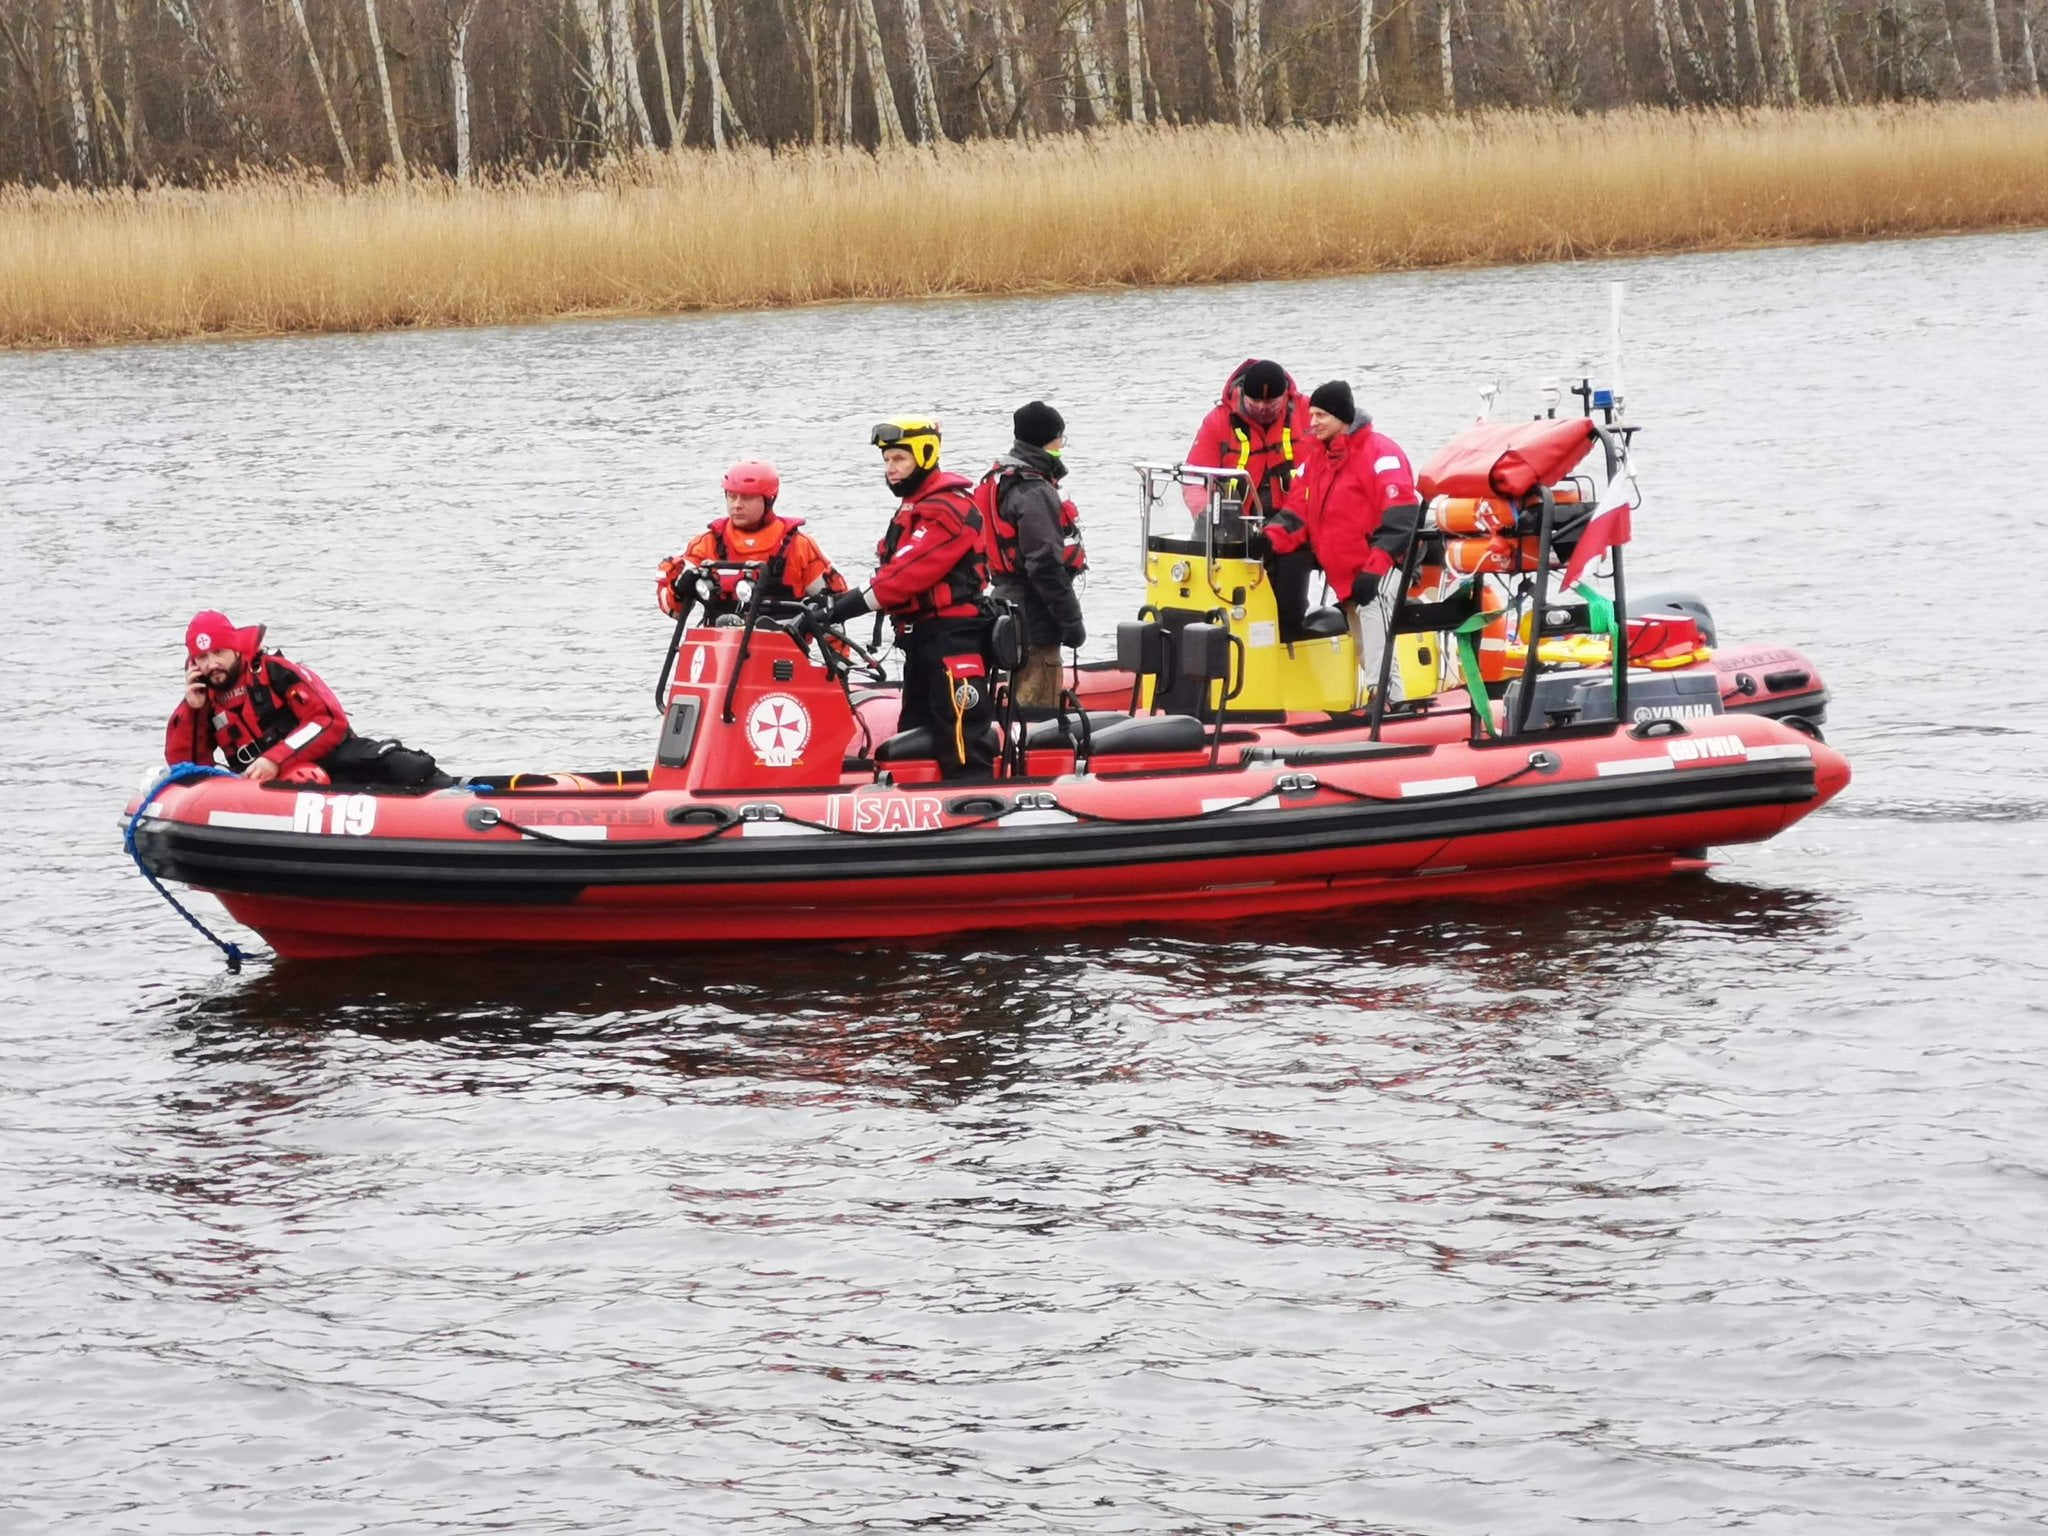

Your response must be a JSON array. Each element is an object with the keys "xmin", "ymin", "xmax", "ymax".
[{"xmin": 721, "ymin": 460, "xmax": 780, "ymax": 502}]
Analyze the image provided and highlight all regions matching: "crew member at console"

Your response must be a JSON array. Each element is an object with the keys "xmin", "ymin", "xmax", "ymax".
[
  {"xmin": 807, "ymin": 419, "xmax": 995, "ymax": 781},
  {"xmin": 166, "ymin": 611, "xmax": 452, "ymax": 788},
  {"xmin": 1280, "ymin": 380, "xmax": 1423, "ymax": 700},
  {"xmin": 1183, "ymin": 358, "xmax": 1319, "ymax": 639},
  {"xmin": 657, "ymin": 459, "xmax": 847, "ymax": 622}
]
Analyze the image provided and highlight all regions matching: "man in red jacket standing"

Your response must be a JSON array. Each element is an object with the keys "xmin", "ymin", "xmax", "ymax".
[
  {"xmin": 810, "ymin": 419, "xmax": 995, "ymax": 780},
  {"xmin": 1182, "ymin": 358, "xmax": 1321, "ymax": 638},
  {"xmin": 1276, "ymin": 380, "xmax": 1424, "ymax": 701},
  {"xmin": 167, "ymin": 611, "xmax": 452, "ymax": 788}
]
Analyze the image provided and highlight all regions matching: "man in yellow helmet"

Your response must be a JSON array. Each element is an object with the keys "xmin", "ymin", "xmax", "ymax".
[{"xmin": 809, "ymin": 418, "xmax": 995, "ymax": 780}]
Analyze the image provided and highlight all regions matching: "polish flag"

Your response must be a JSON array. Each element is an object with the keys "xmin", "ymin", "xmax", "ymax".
[{"xmin": 1561, "ymin": 458, "xmax": 1639, "ymax": 589}]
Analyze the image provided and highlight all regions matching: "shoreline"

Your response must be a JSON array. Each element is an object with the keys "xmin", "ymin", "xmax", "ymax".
[{"xmin": 6, "ymin": 103, "xmax": 2048, "ymax": 354}]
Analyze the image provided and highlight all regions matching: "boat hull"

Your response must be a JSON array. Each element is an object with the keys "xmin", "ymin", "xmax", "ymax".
[{"xmin": 131, "ymin": 714, "xmax": 1845, "ymax": 958}]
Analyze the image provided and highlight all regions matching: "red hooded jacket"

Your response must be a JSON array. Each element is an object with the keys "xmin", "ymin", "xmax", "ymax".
[
  {"xmin": 166, "ymin": 614, "xmax": 351, "ymax": 773},
  {"xmin": 1182, "ymin": 360, "xmax": 1312, "ymax": 517},
  {"xmin": 869, "ymin": 470, "xmax": 987, "ymax": 623},
  {"xmin": 1271, "ymin": 420, "xmax": 1421, "ymax": 592}
]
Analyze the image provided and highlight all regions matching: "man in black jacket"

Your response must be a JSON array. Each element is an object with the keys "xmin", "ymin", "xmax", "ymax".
[{"xmin": 985, "ymin": 401, "xmax": 1087, "ymax": 711}]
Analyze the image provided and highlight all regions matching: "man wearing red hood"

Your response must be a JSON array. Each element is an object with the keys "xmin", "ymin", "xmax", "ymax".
[
  {"xmin": 166, "ymin": 612, "xmax": 452, "ymax": 788},
  {"xmin": 1182, "ymin": 359, "xmax": 1321, "ymax": 638}
]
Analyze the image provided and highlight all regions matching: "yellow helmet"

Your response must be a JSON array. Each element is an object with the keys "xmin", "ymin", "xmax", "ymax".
[{"xmin": 870, "ymin": 417, "xmax": 942, "ymax": 472}]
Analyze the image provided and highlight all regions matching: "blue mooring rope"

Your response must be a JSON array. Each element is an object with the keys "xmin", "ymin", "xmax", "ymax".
[{"xmin": 125, "ymin": 762, "xmax": 255, "ymax": 973}]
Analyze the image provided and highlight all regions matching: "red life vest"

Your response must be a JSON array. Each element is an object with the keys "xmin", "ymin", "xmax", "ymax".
[
  {"xmin": 703, "ymin": 514, "xmax": 809, "ymax": 604},
  {"xmin": 874, "ymin": 478, "xmax": 987, "ymax": 623},
  {"xmin": 973, "ymin": 464, "xmax": 1089, "ymax": 579},
  {"xmin": 207, "ymin": 653, "xmax": 348, "ymax": 768}
]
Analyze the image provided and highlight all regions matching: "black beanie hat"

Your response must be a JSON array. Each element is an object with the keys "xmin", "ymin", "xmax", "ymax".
[
  {"xmin": 1013, "ymin": 400, "xmax": 1066, "ymax": 448},
  {"xmin": 1309, "ymin": 379, "xmax": 1356, "ymax": 423},
  {"xmin": 1239, "ymin": 360, "xmax": 1289, "ymax": 400}
]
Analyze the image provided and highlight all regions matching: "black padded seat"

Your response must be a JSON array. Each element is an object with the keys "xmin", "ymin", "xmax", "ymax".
[
  {"xmin": 1293, "ymin": 606, "xmax": 1349, "ymax": 639},
  {"xmin": 1086, "ymin": 714, "xmax": 1208, "ymax": 756},
  {"xmin": 875, "ymin": 724, "xmax": 1002, "ymax": 763},
  {"xmin": 1021, "ymin": 712, "xmax": 1125, "ymax": 750}
]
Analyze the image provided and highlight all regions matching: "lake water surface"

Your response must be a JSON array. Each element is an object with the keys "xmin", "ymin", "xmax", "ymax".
[{"xmin": 3, "ymin": 231, "xmax": 2046, "ymax": 1532}]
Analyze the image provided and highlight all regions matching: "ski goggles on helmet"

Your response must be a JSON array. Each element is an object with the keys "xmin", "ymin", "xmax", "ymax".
[{"xmin": 870, "ymin": 418, "xmax": 942, "ymax": 471}]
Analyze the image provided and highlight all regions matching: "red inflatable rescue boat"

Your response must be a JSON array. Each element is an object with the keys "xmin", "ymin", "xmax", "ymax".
[{"xmin": 127, "ymin": 613, "xmax": 1848, "ymax": 959}]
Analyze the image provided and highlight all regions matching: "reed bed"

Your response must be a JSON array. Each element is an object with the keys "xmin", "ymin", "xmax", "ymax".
[{"xmin": 5, "ymin": 101, "xmax": 2047, "ymax": 350}]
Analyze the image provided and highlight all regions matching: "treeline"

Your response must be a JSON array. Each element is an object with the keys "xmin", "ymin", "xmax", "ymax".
[{"xmin": 3, "ymin": 0, "xmax": 2043, "ymax": 185}]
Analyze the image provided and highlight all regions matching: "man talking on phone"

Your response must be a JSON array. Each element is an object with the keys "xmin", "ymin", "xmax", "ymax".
[{"xmin": 166, "ymin": 610, "xmax": 452, "ymax": 790}]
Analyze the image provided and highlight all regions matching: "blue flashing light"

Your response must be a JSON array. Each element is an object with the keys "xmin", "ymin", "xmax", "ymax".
[{"xmin": 1592, "ymin": 388, "xmax": 1615, "ymax": 410}]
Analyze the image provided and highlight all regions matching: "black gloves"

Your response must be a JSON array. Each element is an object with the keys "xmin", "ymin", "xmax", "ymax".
[
  {"xmin": 1060, "ymin": 621, "xmax": 1086, "ymax": 650},
  {"xmin": 823, "ymin": 588, "xmax": 871, "ymax": 624},
  {"xmin": 1349, "ymin": 571, "xmax": 1381, "ymax": 607},
  {"xmin": 1246, "ymin": 529, "xmax": 1272, "ymax": 560}
]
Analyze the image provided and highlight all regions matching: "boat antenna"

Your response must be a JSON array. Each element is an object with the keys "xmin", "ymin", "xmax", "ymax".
[{"xmin": 1607, "ymin": 280, "xmax": 1628, "ymax": 424}]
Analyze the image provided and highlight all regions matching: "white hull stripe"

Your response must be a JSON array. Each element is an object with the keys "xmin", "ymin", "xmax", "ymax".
[
  {"xmin": 528, "ymin": 824, "xmax": 611, "ymax": 841},
  {"xmin": 1400, "ymin": 776, "xmax": 1479, "ymax": 797},
  {"xmin": 1005, "ymin": 809, "xmax": 1079, "ymax": 827},
  {"xmin": 1743, "ymin": 743, "xmax": 1814, "ymax": 762},
  {"xmin": 1595, "ymin": 758, "xmax": 1676, "ymax": 777},
  {"xmin": 207, "ymin": 811, "xmax": 298, "ymax": 831},
  {"xmin": 737, "ymin": 820, "xmax": 824, "ymax": 838}
]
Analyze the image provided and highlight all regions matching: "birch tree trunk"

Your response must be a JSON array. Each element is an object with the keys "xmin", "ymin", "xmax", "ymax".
[
  {"xmin": 1004, "ymin": 0, "xmax": 1042, "ymax": 133},
  {"xmin": 1650, "ymin": 0, "xmax": 1682, "ymax": 98},
  {"xmin": 1682, "ymin": 0, "xmax": 1724, "ymax": 96},
  {"xmin": 1072, "ymin": 0, "xmax": 1116, "ymax": 123},
  {"xmin": 803, "ymin": 0, "xmax": 830, "ymax": 140},
  {"xmin": 691, "ymin": 0, "xmax": 746, "ymax": 146},
  {"xmin": 1768, "ymin": 0, "xmax": 1798, "ymax": 100},
  {"xmin": 642, "ymin": 0, "xmax": 683, "ymax": 143},
  {"xmin": 853, "ymin": 0, "xmax": 909, "ymax": 144},
  {"xmin": 60, "ymin": 9, "xmax": 93, "ymax": 178},
  {"xmin": 987, "ymin": 0, "xmax": 1020, "ymax": 129},
  {"xmin": 1230, "ymin": 0, "xmax": 1263, "ymax": 124},
  {"xmin": 1938, "ymin": 1, "xmax": 1967, "ymax": 92},
  {"xmin": 2018, "ymin": 1, "xmax": 2042, "ymax": 92},
  {"xmin": 1982, "ymin": 0, "xmax": 2007, "ymax": 90},
  {"xmin": 899, "ymin": 0, "xmax": 946, "ymax": 140},
  {"xmin": 1356, "ymin": 0, "xmax": 1382, "ymax": 112},
  {"xmin": 1438, "ymin": 0, "xmax": 1455, "ymax": 107},
  {"xmin": 1505, "ymin": 0, "xmax": 1547, "ymax": 98},
  {"xmin": 1738, "ymin": 0, "xmax": 1764, "ymax": 97},
  {"xmin": 677, "ymin": 0, "xmax": 699, "ymax": 136},
  {"xmin": 110, "ymin": 0, "xmax": 146, "ymax": 173},
  {"xmin": 1200, "ymin": 0, "xmax": 1227, "ymax": 118},
  {"xmin": 574, "ymin": 0, "xmax": 624, "ymax": 150},
  {"xmin": 1125, "ymin": 0, "xmax": 1148, "ymax": 122},
  {"xmin": 76, "ymin": 0, "xmax": 129, "ymax": 177},
  {"xmin": 837, "ymin": 0, "xmax": 856, "ymax": 141},
  {"xmin": 1804, "ymin": 0, "xmax": 1842, "ymax": 100},
  {"xmin": 363, "ymin": 0, "xmax": 408, "ymax": 174},
  {"xmin": 450, "ymin": 0, "xmax": 478, "ymax": 178},
  {"xmin": 610, "ymin": 0, "xmax": 655, "ymax": 145},
  {"xmin": 287, "ymin": 0, "xmax": 358, "ymax": 180},
  {"xmin": 1720, "ymin": 0, "xmax": 1743, "ymax": 97}
]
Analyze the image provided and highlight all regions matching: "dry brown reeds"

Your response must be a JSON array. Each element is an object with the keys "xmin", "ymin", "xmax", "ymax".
[{"xmin": 6, "ymin": 101, "xmax": 2047, "ymax": 351}]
